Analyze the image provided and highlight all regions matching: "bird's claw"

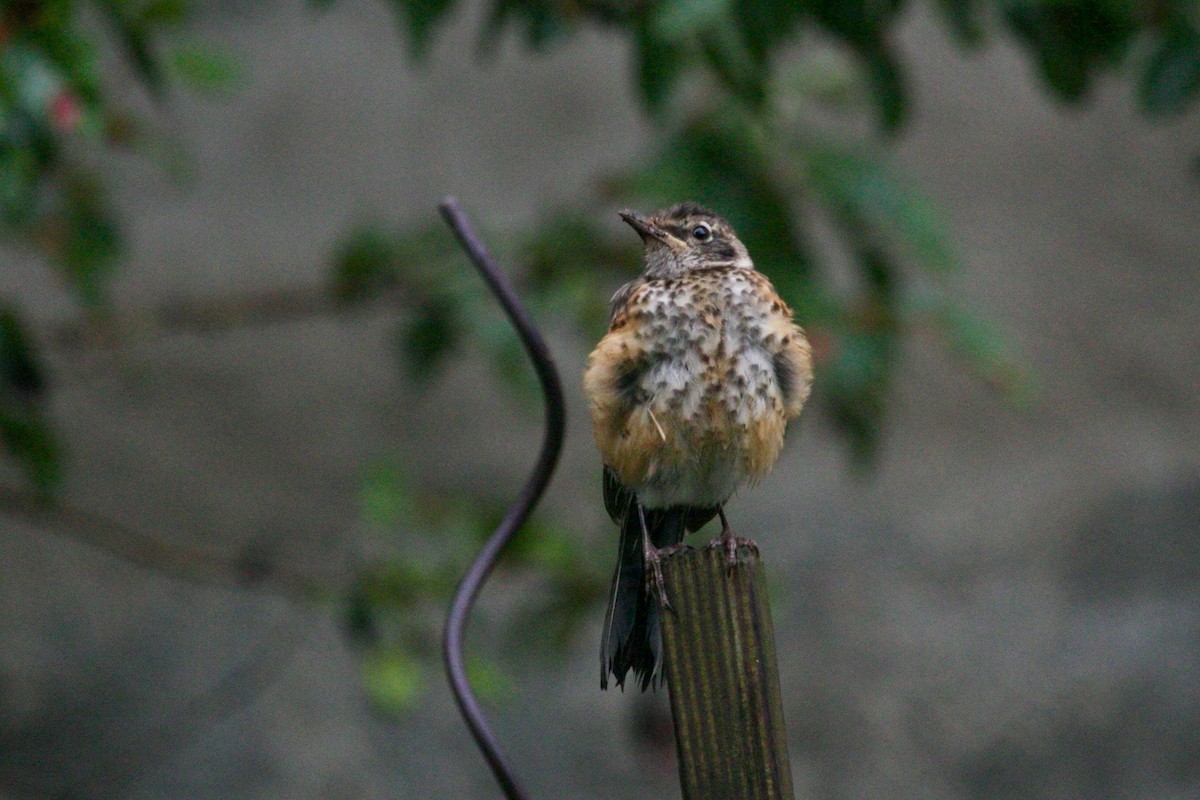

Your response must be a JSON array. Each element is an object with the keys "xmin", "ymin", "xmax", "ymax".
[
  {"xmin": 708, "ymin": 533, "xmax": 759, "ymax": 575},
  {"xmin": 644, "ymin": 543, "xmax": 688, "ymax": 610}
]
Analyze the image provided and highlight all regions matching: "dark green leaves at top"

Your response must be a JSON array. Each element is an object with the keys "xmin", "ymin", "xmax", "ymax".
[
  {"xmin": 936, "ymin": 0, "xmax": 985, "ymax": 47},
  {"xmin": 631, "ymin": 0, "xmax": 803, "ymax": 118},
  {"xmin": 634, "ymin": 13, "xmax": 686, "ymax": 115},
  {"xmin": 805, "ymin": 0, "xmax": 905, "ymax": 49},
  {"xmin": 805, "ymin": 0, "xmax": 909, "ymax": 130},
  {"xmin": 480, "ymin": 0, "xmax": 572, "ymax": 54},
  {"xmin": 732, "ymin": 0, "xmax": 804, "ymax": 64},
  {"xmin": 858, "ymin": 41, "xmax": 906, "ymax": 132},
  {"xmin": 136, "ymin": 0, "xmax": 190, "ymax": 27},
  {"xmin": 388, "ymin": 0, "xmax": 456, "ymax": 60},
  {"xmin": 95, "ymin": 0, "xmax": 167, "ymax": 97},
  {"xmin": 1141, "ymin": 22, "xmax": 1200, "ymax": 118},
  {"xmin": 1002, "ymin": 0, "xmax": 1138, "ymax": 102},
  {"xmin": 698, "ymin": 23, "xmax": 768, "ymax": 111}
]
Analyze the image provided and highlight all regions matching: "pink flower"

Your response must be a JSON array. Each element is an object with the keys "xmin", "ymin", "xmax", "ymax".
[{"xmin": 49, "ymin": 90, "xmax": 83, "ymax": 132}]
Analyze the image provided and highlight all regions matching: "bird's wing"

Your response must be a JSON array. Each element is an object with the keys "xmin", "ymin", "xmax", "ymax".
[
  {"xmin": 607, "ymin": 278, "xmax": 642, "ymax": 326},
  {"xmin": 584, "ymin": 279, "xmax": 658, "ymax": 491},
  {"xmin": 602, "ymin": 465, "xmax": 633, "ymax": 525},
  {"xmin": 750, "ymin": 272, "xmax": 814, "ymax": 419}
]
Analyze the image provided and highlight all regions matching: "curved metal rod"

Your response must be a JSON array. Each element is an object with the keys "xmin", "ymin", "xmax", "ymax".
[{"xmin": 438, "ymin": 197, "xmax": 565, "ymax": 800}]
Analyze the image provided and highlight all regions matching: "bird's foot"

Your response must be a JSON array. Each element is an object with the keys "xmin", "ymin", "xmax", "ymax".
[
  {"xmin": 706, "ymin": 535, "xmax": 760, "ymax": 574},
  {"xmin": 645, "ymin": 549, "xmax": 671, "ymax": 611},
  {"xmin": 644, "ymin": 542, "xmax": 686, "ymax": 611},
  {"xmin": 707, "ymin": 507, "xmax": 757, "ymax": 574}
]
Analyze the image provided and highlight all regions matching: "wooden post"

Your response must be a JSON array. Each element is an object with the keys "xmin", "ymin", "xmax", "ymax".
[{"xmin": 659, "ymin": 544, "xmax": 795, "ymax": 800}]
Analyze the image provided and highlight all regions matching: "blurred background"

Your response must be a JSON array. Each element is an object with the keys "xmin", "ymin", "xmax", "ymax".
[{"xmin": 1, "ymin": 1, "xmax": 1199, "ymax": 798}]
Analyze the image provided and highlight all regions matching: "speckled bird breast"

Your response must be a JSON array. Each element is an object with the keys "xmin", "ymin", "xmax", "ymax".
[
  {"xmin": 628, "ymin": 268, "xmax": 783, "ymax": 427},
  {"xmin": 615, "ymin": 267, "xmax": 790, "ymax": 506}
]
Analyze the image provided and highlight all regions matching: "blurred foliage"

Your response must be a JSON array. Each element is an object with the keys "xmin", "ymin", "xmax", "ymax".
[
  {"xmin": 346, "ymin": 461, "xmax": 607, "ymax": 711},
  {"xmin": 0, "ymin": 1, "xmax": 234, "ymax": 489},
  {"xmin": 0, "ymin": 302, "xmax": 58, "ymax": 491},
  {"xmin": 3, "ymin": 0, "xmax": 1199, "ymax": 711}
]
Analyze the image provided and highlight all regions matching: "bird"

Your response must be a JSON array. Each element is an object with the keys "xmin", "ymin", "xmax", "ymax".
[{"xmin": 584, "ymin": 202, "xmax": 813, "ymax": 691}]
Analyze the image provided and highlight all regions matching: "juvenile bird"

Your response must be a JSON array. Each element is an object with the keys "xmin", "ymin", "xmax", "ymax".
[{"xmin": 584, "ymin": 202, "xmax": 814, "ymax": 691}]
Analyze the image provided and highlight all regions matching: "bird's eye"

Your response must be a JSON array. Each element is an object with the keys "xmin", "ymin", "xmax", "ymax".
[{"xmin": 691, "ymin": 223, "xmax": 712, "ymax": 242}]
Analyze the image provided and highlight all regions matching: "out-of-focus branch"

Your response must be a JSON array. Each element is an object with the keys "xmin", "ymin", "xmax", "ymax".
[
  {"xmin": 46, "ymin": 285, "xmax": 393, "ymax": 349},
  {"xmin": 0, "ymin": 484, "xmax": 340, "ymax": 600}
]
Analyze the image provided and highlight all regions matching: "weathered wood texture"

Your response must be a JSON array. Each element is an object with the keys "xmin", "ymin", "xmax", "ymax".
[{"xmin": 660, "ymin": 544, "xmax": 795, "ymax": 800}]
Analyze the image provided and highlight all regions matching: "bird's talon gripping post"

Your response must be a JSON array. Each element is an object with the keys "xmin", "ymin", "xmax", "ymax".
[
  {"xmin": 715, "ymin": 506, "xmax": 740, "ymax": 573},
  {"xmin": 638, "ymin": 503, "xmax": 673, "ymax": 610},
  {"xmin": 651, "ymin": 558, "xmax": 672, "ymax": 610},
  {"xmin": 644, "ymin": 542, "xmax": 672, "ymax": 610}
]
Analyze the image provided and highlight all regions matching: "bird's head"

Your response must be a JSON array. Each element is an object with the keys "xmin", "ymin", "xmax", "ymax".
[{"xmin": 619, "ymin": 202, "xmax": 752, "ymax": 280}]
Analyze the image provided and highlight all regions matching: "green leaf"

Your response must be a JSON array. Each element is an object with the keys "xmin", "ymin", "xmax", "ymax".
[
  {"xmin": 652, "ymin": 0, "xmax": 732, "ymax": 41},
  {"xmin": 0, "ymin": 143, "xmax": 41, "ymax": 225},
  {"xmin": 1003, "ymin": 0, "xmax": 1137, "ymax": 102},
  {"xmin": 170, "ymin": 44, "xmax": 243, "ymax": 94},
  {"xmin": 520, "ymin": 210, "xmax": 631, "ymax": 281},
  {"xmin": 932, "ymin": 301, "xmax": 1031, "ymax": 399},
  {"xmin": 732, "ymin": 0, "xmax": 804, "ymax": 63},
  {"xmin": 634, "ymin": 15, "xmax": 686, "ymax": 115},
  {"xmin": 480, "ymin": 0, "xmax": 568, "ymax": 53},
  {"xmin": 389, "ymin": 0, "xmax": 456, "ymax": 60},
  {"xmin": 0, "ymin": 410, "xmax": 61, "ymax": 493},
  {"xmin": 516, "ymin": 1, "xmax": 570, "ymax": 50},
  {"xmin": 95, "ymin": 0, "xmax": 166, "ymax": 97},
  {"xmin": 466, "ymin": 654, "xmax": 515, "ymax": 703},
  {"xmin": 858, "ymin": 40, "xmax": 906, "ymax": 131},
  {"xmin": 821, "ymin": 321, "xmax": 895, "ymax": 466},
  {"xmin": 137, "ymin": 0, "xmax": 189, "ymax": 27},
  {"xmin": 359, "ymin": 461, "xmax": 416, "ymax": 528},
  {"xmin": 806, "ymin": 0, "xmax": 895, "ymax": 49},
  {"xmin": 487, "ymin": 330, "xmax": 538, "ymax": 400},
  {"xmin": 0, "ymin": 308, "xmax": 58, "ymax": 494},
  {"xmin": 0, "ymin": 305, "xmax": 45, "ymax": 398},
  {"xmin": 699, "ymin": 24, "xmax": 767, "ymax": 110},
  {"xmin": 506, "ymin": 511, "xmax": 581, "ymax": 570},
  {"xmin": 58, "ymin": 176, "xmax": 121, "ymax": 308},
  {"xmin": 331, "ymin": 225, "xmax": 401, "ymax": 301},
  {"xmin": 398, "ymin": 298, "xmax": 461, "ymax": 381},
  {"xmin": 1141, "ymin": 26, "xmax": 1200, "ymax": 117},
  {"xmin": 936, "ymin": 0, "xmax": 984, "ymax": 46},
  {"xmin": 804, "ymin": 143, "xmax": 956, "ymax": 274},
  {"xmin": 362, "ymin": 646, "xmax": 424, "ymax": 714},
  {"xmin": 343, "ymin": 581, "xmax": 377, "ymax": 643}
]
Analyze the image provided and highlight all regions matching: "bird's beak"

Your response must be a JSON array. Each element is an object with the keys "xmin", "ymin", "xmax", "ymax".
[{"xmin": 619, "ymin": 210, "xmax": 669, "ymax": 245}]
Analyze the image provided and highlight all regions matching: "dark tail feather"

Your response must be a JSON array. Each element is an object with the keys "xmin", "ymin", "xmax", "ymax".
[{"xmin": 600, "ymin": 501, "xmax": 686, "ymax": 691}]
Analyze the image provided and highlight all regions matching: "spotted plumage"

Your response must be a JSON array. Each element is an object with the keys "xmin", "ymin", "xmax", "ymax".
[{"xmin": 584, "ymin": 202, "xmax": 813, "ymax": 690}]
